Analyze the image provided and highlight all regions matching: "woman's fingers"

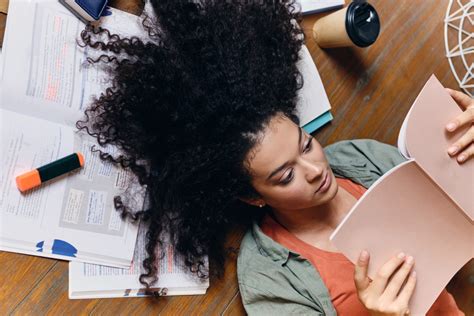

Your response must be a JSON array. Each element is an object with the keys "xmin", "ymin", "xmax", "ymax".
[
  {"xmin": 381, "ymin": 255, "xmax": 415, "ymax": 301},
  {"xmin": 370, "ymin": 252, "xmax": 407, "ymax": 296},
  {"xmin": 447, "ymin": 126, "xmax": 474, "ymax": 162},
  {"xmin": 445, "ymin": 89, "xmax": 473, "ymax": 163},
  {"xmin": 395, "ymin": 271, "xmax": 417, "ymax": 308},
  {"xmin": 355, "ymin": 252, "xmax": 416, "ymax": 315},
  {"xmin": 446, "ymin": 106, "xmax": 474, "ymax": 132},
  {"xmin": 456, "ymin": 142, "xmax": 474, "ymax": 163},
  {"xmin": 446, "ymin": 88, "xmax": 473, "ymax": 110},
  {"xmin": 354, "ymin": 250, "xmax": 371, "ymax": 292},
  {"xmin": 445, "ymin": 108, "xmax": 474, "ymax": 132}
]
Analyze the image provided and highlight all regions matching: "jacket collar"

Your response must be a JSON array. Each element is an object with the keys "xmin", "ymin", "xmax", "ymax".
[
  {"xmin": 250, "ymin": 219, "xmax": 301, "ymax": 265},
  {"xmin": 250, "ymin": 219, "xmax": 337, "ymax": 316}
]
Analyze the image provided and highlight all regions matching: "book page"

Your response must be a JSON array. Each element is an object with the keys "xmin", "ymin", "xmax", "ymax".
[
  {"xmin": 404, "ymin": 75, "xmax": 473, "ymax": 221},
  {"xmin": 69, "ymin": 222, "xmax": 209, "ymax": 299},
  {"xmin": 0, "ymin": 110, "xmax": 73, "ymax": 224},
  {"xmin": 330, "ymin": 160, "xmax": 472, "ymax": 315},
  {"xmin": 0, "ymin": 1, "xmax": 144, "ymax": 126},
  {"xmin": 0, "ymin": 0, "xmax": 148, "ymax": 267},
  {"xmin": 0, "ymin": 109, "xmax": 141, "ymax": 267},
  {"xmin": 296, "ymin": 45, "xmax": 332, "ymax": 128}
]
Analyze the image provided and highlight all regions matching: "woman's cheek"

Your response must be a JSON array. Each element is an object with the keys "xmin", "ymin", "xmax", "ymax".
[{"xmin": 271, "ymin": 182, "xmax": 311, "ymax": 206}]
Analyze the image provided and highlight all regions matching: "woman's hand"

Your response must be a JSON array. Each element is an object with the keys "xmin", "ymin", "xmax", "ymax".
[
  {"xmin": 445, "ymin": 89, "xmax": 474, "ymax": 163},
  {"xmin": 354, "ymin": 251, "xmax": 417, "ymax": 316}
]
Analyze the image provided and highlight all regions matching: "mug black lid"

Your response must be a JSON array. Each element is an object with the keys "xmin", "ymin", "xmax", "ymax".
[{"xmin": 345, "ymin": 2, "xmax": 380, "ymax": 47}]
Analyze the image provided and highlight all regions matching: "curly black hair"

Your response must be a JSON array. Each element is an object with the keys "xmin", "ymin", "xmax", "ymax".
[{"xmin": 77, "ymin": 0, "xmax": 304, "ymax": 291}]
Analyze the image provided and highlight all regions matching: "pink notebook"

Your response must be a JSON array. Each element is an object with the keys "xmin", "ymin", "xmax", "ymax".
[{"xmin": 331, "ymin": 75, "xmax": 473, "ymax": 315}]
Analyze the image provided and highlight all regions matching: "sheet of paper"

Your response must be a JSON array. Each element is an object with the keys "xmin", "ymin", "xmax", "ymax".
[{"xmin": 69, "ymin": 222, "xmax": 209, "ymax": 299}]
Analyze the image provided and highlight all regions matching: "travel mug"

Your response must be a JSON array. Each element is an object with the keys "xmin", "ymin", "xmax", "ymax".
[{"xmin": 312, "ymin": 1, "xmax": 380, "ymax": 48}]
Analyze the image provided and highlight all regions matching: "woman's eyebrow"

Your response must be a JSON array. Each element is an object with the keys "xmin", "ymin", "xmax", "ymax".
[{"xmin": 266, "ymin": 127, "xmax": 302, "ymax": 181}]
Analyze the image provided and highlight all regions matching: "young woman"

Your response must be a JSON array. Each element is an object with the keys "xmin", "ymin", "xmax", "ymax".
[
  {"xmin": 236, "ymin": 113, "xmax": 469, "ymax": 316},
  {"xmin": 77, "ymin": 0, "xmax": 472, "ymax": 314}
]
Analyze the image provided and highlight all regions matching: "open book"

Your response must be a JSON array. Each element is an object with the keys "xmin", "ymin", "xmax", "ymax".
[
  {"xmin": 0, "ymin": 1, "xmax": 147, "ymax": 267},
  {"xmin": 69, "ymin": 222, "xmax": 209, "ymax": 298},
  {"xmin": 330, "ymin": 75, "xmax": 473, "ymax": 315}
]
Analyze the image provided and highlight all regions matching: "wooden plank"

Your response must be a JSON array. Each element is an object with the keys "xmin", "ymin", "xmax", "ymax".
[
  {"xmin": 0, "ymin": 0, "xmax": 8, "ymax": 14},
  {"xmin": 0, "ymin": 252, "xmax": 57, "ymax": 314},
  {"xmin": 90, "ymin": 296, "xmax": 171, "ymax": 315},
  {"xmin": 0, "ymin": 13, "xmax": 6, "ymax": 47},
  {"xmin": 222, "ymin": 292, "xmax": 246, "ymax": 316},
  {"xmin": 10, "ymin": 261, "xmax": 98, "ymax": 315}
]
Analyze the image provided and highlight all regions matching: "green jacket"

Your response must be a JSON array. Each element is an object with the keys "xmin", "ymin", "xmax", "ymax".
[{"xmin": 237, "ymin": 139, "xmax": 407, "ymax": 315}]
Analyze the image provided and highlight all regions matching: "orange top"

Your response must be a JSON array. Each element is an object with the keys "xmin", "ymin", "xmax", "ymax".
[
  {"xmin": 76, "ymin": 152, "xmax": 85, "ymax": 167},
  {"xmin": 261, "ymin": 178, "xmax": 463, "ymax": 316},
  {"xmin": 15, "ymin": 169, "xmax": 41, "ymax": 193}
]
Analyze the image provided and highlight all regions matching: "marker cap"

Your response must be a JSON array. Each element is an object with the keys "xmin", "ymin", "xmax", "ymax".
[{"xmin": 16, "ymin": 169, "xmax": 41, "ymax": 193}]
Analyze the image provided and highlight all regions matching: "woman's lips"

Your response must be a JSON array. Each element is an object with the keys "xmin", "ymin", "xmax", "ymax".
[{"xmin": 315, "ymin": 172, "xmax": 331, "ymax": 194}]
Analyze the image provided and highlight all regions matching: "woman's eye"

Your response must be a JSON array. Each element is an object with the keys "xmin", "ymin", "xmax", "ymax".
[
  {"xmin": 303, "ymin": 137, "xmax": 313, "ymax": 153},
  {"xmin": 280, "ymin": 169, "xmax": 294, "ymax": 185}
]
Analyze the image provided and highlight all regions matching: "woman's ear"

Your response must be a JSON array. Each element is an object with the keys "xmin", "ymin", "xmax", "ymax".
[{"xmin": 239, "ymin": 197, "xmax": 266, "ymax": 208}]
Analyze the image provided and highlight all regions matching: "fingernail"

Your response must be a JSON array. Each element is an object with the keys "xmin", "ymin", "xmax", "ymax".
[
  {"xmin": 405, "ymin": 256, "xmax": 414, "ymax": 264},
  {"xmin": 446, "ymin": 123, "xmax": 457, "ymax": 131},
  {"xmin": 360, "ymin": 250, "xmax": 369, "ymax": 261},
  {"xmin": 448, "ymin": 146, "xmax": 459, "ymax": 155},
  {"xmin": 411, "ymin": 271, "xmax": 417, "ymax": 278},
  {"xmin": 458, "ymin": 154, "xmax": 466, "ymax": 162},
  {"xmin": 397, "ymin": 252, "xmax": 406, "ymax": 259}
]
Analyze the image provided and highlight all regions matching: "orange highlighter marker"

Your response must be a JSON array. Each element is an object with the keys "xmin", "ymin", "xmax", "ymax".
[{"xmin": 16, "ymin": 153, "xmax": 85, "ymax": 193}]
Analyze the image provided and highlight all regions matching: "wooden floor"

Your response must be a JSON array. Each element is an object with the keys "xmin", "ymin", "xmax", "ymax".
[{"xmin": 0, "ymin": 0, "xmax": 472, "ymax": 314}]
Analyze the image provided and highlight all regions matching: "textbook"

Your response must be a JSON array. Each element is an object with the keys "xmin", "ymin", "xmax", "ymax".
[
  {"xmin": 0, "ymin": 1, "xmax": 146, "ymax": 267},
  {"xmin": 69, "ymin": 222, "xmax": 209, "ymax": 299},
  {"xmin": 330, "ymin": 75, "xmax": 473, "ymax": 315}
]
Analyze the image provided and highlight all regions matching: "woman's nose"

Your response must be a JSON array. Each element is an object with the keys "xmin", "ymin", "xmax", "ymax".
[{"xmin": 300, "ymin": 158, "xmax": 324, "ymax": 182}]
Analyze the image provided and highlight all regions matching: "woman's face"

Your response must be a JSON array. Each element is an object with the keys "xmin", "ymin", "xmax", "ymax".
[{"xmin": 246, "ymin": 114, "xmax": 338, "ymax": 211}]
